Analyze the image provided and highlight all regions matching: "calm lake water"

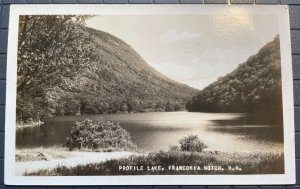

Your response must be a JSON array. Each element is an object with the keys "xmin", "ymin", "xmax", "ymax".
[{"xmin": 16, "ymin": 112, "xmax": 284, "ymax": 153}]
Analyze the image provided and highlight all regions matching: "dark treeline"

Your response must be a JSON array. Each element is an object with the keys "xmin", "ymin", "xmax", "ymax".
[
  {"xmin": 17, "ymin": 16, "xmax": 197, "ymax": 124},
  {"xmin": 186, "ymin": 36, "xmax": 283, "ymax": 120},
  {"xmin": 52, "ymin": 92, "xmax": 186, "ymax": 116}
]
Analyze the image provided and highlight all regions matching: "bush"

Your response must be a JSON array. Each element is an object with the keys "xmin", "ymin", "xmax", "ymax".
[
  {"xmin": 178, "ymin": 135, "xmax": 208, "ymax": 152},
  {"xmin": 66, "ymin": 119, "xmax": 137, "ymax": 151}
]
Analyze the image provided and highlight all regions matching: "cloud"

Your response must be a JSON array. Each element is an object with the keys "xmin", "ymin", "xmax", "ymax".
[{"xmin": 160, "ymin": 29, "xmax": 201, "ymax": 44}]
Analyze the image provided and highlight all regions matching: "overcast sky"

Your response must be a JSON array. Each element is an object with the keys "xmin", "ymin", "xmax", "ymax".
[{"xmin": 86, "ymin": 9, "xmax": 279, "ymax": 89}]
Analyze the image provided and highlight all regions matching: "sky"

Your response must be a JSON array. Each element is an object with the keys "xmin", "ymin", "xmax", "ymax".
[{"xmin": 86, "ymin": 9, "xmax": 279, "ymax": 90}]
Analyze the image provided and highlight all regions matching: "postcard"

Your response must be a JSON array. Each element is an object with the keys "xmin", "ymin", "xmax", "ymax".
[{"xmin": 4, "ymin": 4, "xmax": 295, "ymax": 185}]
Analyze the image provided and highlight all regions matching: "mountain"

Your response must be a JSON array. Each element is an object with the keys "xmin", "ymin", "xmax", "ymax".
[
  {"xmin": 47, "ymin": 27, "xmax": 198, "ymax": 115},
  {"xmin": 186, "ymin": 36, "xmax": 282, "ymax": 118}
]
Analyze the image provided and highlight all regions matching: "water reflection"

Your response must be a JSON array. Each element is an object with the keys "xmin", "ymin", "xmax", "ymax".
[
  {"xmin": 16, "ymin": 112, "xmax": 284, "ymax": 153},
  {"xmin": 208, "ymin": 116, "xmax": 284, "ymax": 143}
]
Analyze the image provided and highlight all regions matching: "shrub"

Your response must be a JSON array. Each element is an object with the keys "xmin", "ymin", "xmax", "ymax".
[
  {"xmin": 66, "ymin": 119, "xmax": 137, "ymax": 151},
  {"xmin": 178, "ymin": 135, "xmax": 208, "ymax": 152}
]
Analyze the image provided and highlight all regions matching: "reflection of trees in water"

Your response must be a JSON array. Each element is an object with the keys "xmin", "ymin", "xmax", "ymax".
[
  {"xmin": 16, "ymin": 121, "xmax": 73, "ymax": 148},
  {"xmin": 16, "ymin": 112, "xmax": 284, "ymax": 152},
  {"xmin": 208, "ymin": 114, "xmax": 283, "ymax": 143}
]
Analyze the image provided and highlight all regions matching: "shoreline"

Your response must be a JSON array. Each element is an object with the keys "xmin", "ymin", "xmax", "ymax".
[
  {"xmin": 16, "ymin": 121, "xmax": 44, "ymax": 130},
  {"xmin": 16, "ymin": 150, "xmax": 137, "ymax": 176},
  {"xmin": 16, "ymin": 147, "xmax": 284, "ymax": 176},
  {"xmin": 15, "ymin": 111, "xmax": 189, "ymax": 129}
]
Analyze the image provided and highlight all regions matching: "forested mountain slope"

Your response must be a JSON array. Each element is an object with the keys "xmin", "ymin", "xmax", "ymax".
[
  {"xmin": 186, "ymin": 36, "xmax": 282, "ymax": 117},
  {"xmin": 17, "ymin": 16, "xmax": 198, "ymax": 123},
  {"xmin": 45, "ymin": 27, "xmax": 198, "ymax": 116}
]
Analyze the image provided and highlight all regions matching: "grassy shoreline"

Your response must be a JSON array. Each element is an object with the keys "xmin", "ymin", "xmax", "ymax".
[
  {"xmin": 24, "ymin": 150, "xmax": 284, "ymax": 176},
  {"xmin": 16, "ymin": 146, "xmax": 140, "ymax": 162},
  {"xmin": 16, "ymin": 147, "xmax": 72, "ymax": 162}
]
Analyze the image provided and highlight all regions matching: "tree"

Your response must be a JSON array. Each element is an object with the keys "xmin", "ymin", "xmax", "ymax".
[
  {"xmin": 165, "ymin": 101, "xmax": 174, "ymax": 112},
  {"xmin": 17, "ymin": 15, "xmax": 95, "ymax": 122},
  {"xmin": 174, "ymin": 103, "xmax": 182, "ymax": 111}
]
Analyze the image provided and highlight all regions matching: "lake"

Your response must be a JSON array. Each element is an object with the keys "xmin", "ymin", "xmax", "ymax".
[{"xmin": 16, "ymin": 112, "xmax": 284, "ymax": 153}]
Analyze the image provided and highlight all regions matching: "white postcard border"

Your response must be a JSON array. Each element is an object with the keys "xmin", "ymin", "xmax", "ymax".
[{"xmin": 4, "ymin": 4, "xmax": 295, "ymax": 185}]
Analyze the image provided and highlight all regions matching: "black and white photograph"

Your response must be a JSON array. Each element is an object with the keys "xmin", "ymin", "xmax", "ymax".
[{"xmin": 4, "ymin": 5, "xmax": 295, "ymax": 185}]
